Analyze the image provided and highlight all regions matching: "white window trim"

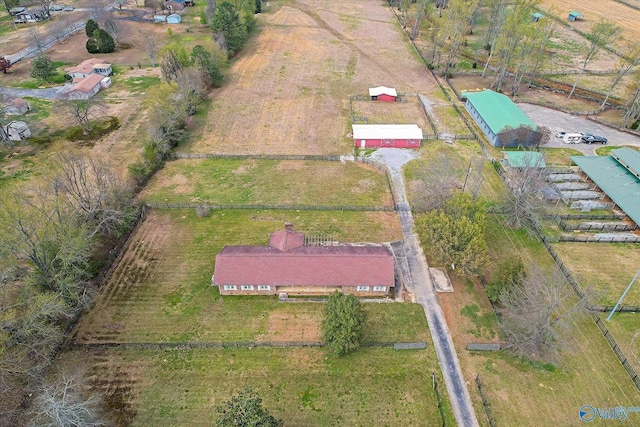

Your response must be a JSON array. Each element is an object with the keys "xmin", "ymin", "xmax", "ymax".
[
  {"xmin": 373, "ymin": 286, "xmax": 386, "ymax": 292},
  {"xmin": 223, "ymin": 285, "xmax": 237, "ymax": 291},
  {"xmin": 356, "ymin": 286, "xmax": 370, "ymax": 292},
  {"xmin": 258, "ymin": 285, "xmax": 270, "ymax": 290},
  {"xmin": 241, "ymin": 285, "xmax": 255, "ymax": 291}
]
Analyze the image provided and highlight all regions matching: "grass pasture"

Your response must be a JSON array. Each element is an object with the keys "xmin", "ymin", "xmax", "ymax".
[
  {"xmin": 73, "ymin": 208, "xmax": 404, "ymax": 344},
  {"xmin": 57, "ymin": 346, "xmax": 454, "ymax": 427},
  {"xmin": 436, "ymin": 214, "xmax": 640, "ymax": 426},
  {"xmin": 187, "ymin": 1, "xmax": 438, "ymax": 155},
  {"xmin": 552, "ymin": 243, "xmax": 640, "ymax": 306},
  {"xmin": 140, "ymin": 159, "xmax": 392, "ymax": 207},
  {"xmin": 600, "ymin": 312, "xmax": 640, "ymax": 377},
  {"xmin": 351, "ymin": 97, "xmax": 430, "ymax": 130}
]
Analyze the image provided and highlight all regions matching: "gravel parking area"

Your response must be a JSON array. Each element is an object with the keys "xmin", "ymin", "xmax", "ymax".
[{"xmin": 518, "ymin": 103, "xmax": 640, "ymax": 155}]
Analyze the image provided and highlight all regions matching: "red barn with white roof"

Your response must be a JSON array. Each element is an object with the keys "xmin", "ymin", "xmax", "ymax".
[{"xmin": 352, "ymin": 124, "xmax": 422, "ymax": 148}]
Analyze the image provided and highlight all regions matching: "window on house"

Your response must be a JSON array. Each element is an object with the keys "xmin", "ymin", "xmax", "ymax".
[
  {"xmin": 241, "ymin": 285, "xmax": 254, "ymax": 291},
  {"xmin": 258, "ymin": 285, "xmax": 270, "ymax": 291},
  {"xmin": 373, "ymin": 286, "xmax": 386, "ymax": 292},
  {"xmin": 356, "ymin": 286, "xmax": 370, "ymax": 292},
  {"xmin": 223, "ymin": 285, "xmax": 237, "ymax": 291}
]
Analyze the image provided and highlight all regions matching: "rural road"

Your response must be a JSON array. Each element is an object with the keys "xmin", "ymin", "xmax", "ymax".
[
  {"xmin": 4, "ymin": 20, "xmax": 86, "ymax": 65},
  {"xmin": 371, "ymin": 149, "xmax": 480, "ymax": 427}
]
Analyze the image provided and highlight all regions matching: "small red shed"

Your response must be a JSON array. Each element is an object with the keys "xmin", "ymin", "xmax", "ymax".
[
  {"xmin": 353, "ymin": 124, "xmax": 423, "ymax": 148},
  {"xmin": 369, "ymin": 86, "xmax": 397, "ymax": 102}
]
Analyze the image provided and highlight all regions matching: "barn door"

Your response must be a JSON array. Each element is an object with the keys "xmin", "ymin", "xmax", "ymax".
[
  {"xmin": 360, "ymin": 140, "xmax": 366, "ymax": 148},
  {"xmin": 381, "ymin": 139, "xmax": 395, "ymax": 147}
]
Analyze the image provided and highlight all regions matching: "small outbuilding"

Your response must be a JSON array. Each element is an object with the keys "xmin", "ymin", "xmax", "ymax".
[
  {"xmin": 167, "ymin": 13, "xmax": 181, "ymax": 24},
  {"xmin": 64, "ymin": 74, "xmax": 107, "ymax": 99},
  {"xmin": 14, "ymin": 7, "xmax": 47, "ymax": 23},
  {"xmin": 3, "ymin": 98, "xmax": 31, "ymax": 116},
  {"xmin": 532, "ymin": 12, "xmax": 543, "ymax": 23},
  {"xmin": 369, "ymin": 86, "xmax": 397, "ymax": 102},
  {"xmin": 352, "ymin": 124, "xmax": 422, "ymax": 148},
  {"xmin": 568, "ymin": 11, "xmax": 583, "ymax": 21},
  {"xmin": 462, "ymin": 89, "xmax": 541, "ymax": 148}
]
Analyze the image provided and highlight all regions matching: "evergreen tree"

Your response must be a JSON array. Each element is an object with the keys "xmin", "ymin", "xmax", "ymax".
[
  {"xmin": 30, "ymin": 54, "xmax": 57, "ymax": 82},
  {"xmin": 255, "ymin": 0, "xmax": 261, "ymax": 13},
  {"xmin": 216, "ymin": 388, "xmax": 283, "ymax": 427},
  {"xmin": 211, "ymin": 2, "xmax": 247, "ymax": 57},
  {"xmin": 322, "ymin": 291, "xmax": 366, "ymax": 356},
  {"xmin": 86, "ymin": 37, "xmax": 99, "ymax": 54},
  {"xmin": 94, "ymin": 29, "xmax": 116, "ymax": 53},
  {"xmin": 85, "ymin": 19, "xmax": 99, "ymax": 37}
]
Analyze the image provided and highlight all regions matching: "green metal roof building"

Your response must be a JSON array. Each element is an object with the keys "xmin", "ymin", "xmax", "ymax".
[
  {"xmin": 462, "ymin": 90, "xmax": 539, "ymax": 148},
  {"xmin": 571, "ymin": 147, "xmax": 640, "ymax": 226},
  {"xmin": 502, "ymin": 151, "xmax": 546, "ymax": 168}
]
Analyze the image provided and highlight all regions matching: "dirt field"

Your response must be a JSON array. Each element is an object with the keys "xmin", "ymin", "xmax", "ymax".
[
  {"xmin": 540, "ymin": 0, "xmax": 640, "ymax": 45},
  {"xmin": 187, "ymin": 0, "xmax": 439, "ymax": 155}
]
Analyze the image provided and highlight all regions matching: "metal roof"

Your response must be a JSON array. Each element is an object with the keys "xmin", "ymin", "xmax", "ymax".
[
  {"xmin": 352, "ymin": 124, "xmax": 423, "ymax": 140},
  {"xmin": 569, "ymin": 11, "xmax": 583, "ymax": 17},
  {"xmin": 503, "ymin": 151, "xmax": 546, "ymax": 168},
  {"xmin": 572, "ymin": 152, "xmax": 640, "ymax": 226},
  {"xmin": 368, "ymin": 86, "xmax": 397, "ymax": 97},
  {"xmin": 461, "ymin": 90, "xmax": 537, "ymax": 134},
  {"xmin": 611, "ymin": 147, "xmax": 640, "ymax": 179}
]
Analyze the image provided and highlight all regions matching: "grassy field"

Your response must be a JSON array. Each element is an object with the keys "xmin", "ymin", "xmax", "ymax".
[
  {"xmin": 599, "ymin": 312, "xmax": 640, "ymax": 377},
  {"xmin": 140, "ymin": 159, "xmax": 392, "ymax": 207},
  {"xmin": 404, "ymin": 140, "xmax": 509, "ymax": 209},
  {"xmin": 351, "ymin": 97, "xmax": 430, "ymax": 130},
  {"xmin": 552, "ymin": 243, "xmax": 640, "ymax": 306},
  {"xmin": 540, "ymin": 146, "xmax": 583, "ymax": 166},
  {"xmin": 73, "ymin": 208, "xmax": 404, "ymax": 344},
  {"xmin": 55, "ymin": 346, "xmax": 455, "ymax": 427},
  {"xmin": 434, "ymin": 214, "xmax": 640, "ymax": 427}
]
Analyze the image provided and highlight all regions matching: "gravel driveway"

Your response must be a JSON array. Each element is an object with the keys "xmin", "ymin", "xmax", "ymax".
[{"xmin": 518, "ymin": 103, "xmax": 640, "ymax": 155}]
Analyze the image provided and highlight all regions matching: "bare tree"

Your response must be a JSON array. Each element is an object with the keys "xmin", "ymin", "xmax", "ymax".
[
  {"xmin": 88, "ymin": 0, "xmax": 109, "ymax": 24},
  {"xmin": 441, "ymin": 0, "xmax": 479, "ymax": 76},
  {"xmin": 569, "ymin": 20, "xmax": 620, "ymax": 99},
  {"xmin": 60, "ymin": 98, "xmax": 104, "ymax": 134},
  {"xmin": 410, "ymin": 152, "xmax": 465, "ymax": 211},
  {"xmin": 37, "ymin": 0, "xmax": 53, "ymax": 19},
  {"xmin": 410, "ymin": 0, "xmax": 429, "ymax": 40},
  {"xmin": 104, "ymin": 18, "xmax": 127, "ymax": 46},
  {"xmin": 114, "ymin": 0, "xmax": 126, "ymax": 9},
  {"xmin": 29, "ymin": 27, "xmax": 46, "ymax": 54},
  {"xmin": 51, "ymin": 151, "xmax": 137, "ymax": 238},
  {"xmin": 501, "ymin": 151, "xmax": 548, "ymax": 229},
  {"xmin": 499, "ymin": 265, "xmax": 589, "ymax": 362},
  {"xmin": 29, "ymin": 372, "xmax": 106, "ymax": 427},
  {"xmin": 49, "ymin": 15, "xmax": 73, "ymax": 44},
  {"xmin": 140, "ymin": 31, "xmax": 158, "ymax": 67},
  {"xmin": 624, "ymin": 72, "xmax": 640, "ymax": 128},
  {"xmin": 600, "ymin": 42, "xmax": 640, "ymax": 110}
]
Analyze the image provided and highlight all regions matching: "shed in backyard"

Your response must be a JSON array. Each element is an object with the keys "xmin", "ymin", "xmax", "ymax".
[
  {"xmin": 572, "ymin": 148, "xmax": 640, "ymax": 227},
  {"xmin": 369, "ymin": 86, "xmax": 397, "ymax": 102},
  {"xmin": 212, "ymin": 224, "xmax": 395, "ymax": 296},
  {"xmin": 502, "ymin": 151, "xmax": 546, "ymax": 168},
  {"xmin": 568, "ymin": 11, "xmax": 583, "ymax": 21},
  {"xmin": 352, "ymin": 124, "xmax": 422, "ymax": 148},
  {"xmin": 532, "ymin": 12, "xmax": 543, "ymax": 23},
  {"xmin": 462, "ymin": 90, "xmax": 540, "ymax": 148}
]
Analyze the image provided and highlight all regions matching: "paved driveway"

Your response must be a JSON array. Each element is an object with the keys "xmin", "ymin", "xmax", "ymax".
[
  {"xmin": 518, "ymin": 103, "xmax": 640, "ymax": 155},
  {"xmin": 0, "ymin": 86, "xmax": 69, "ymax": 100}
]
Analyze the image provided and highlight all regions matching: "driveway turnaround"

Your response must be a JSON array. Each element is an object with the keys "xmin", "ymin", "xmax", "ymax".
[
  {"xmin": 371, "ymin": 149, "xmax": 480, "ymax": 427},
  {"xmin": 519, "ymin": 103, "xmax": 640, "ymax": 155},
  {"xmin": 0, "ymin": 86, "xmax": 67, "ymax": 100}
]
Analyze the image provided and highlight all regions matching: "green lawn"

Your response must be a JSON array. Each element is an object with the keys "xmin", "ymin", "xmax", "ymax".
[
  {"xmin": 73, "ymin": 209, "xmax": 404, "ymax": 343},
  {"xmin": 57, "ymin": 345, "xmax": 455, "ymax": 427},
  {"xmin": 599, "ymin": 312, "xmax": 640, "ymax": 376},
  {"xmin": 140, "ymin": 159, "xmax": 393, "ymax": 207},
  {"xmin": 540, "ymin": 146, "xmax": 583, "ymax": 166},
  {"xmin": 552, "ymin": 243, "xmax": 640, "ymax": 306}
]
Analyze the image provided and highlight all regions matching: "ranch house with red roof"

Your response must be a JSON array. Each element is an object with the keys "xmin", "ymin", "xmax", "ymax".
[{"xmin": 212, "ymin": 224, "xmax": 395, "ymax": 296}]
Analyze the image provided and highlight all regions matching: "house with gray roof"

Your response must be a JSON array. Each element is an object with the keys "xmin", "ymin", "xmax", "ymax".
[
  {"xmin": 462, "ymin": 90, "xmax": 541, "ymax": 148},
  {"xmin": 572, "ymin": 148, "xmax": 640, "ymax": 227}
]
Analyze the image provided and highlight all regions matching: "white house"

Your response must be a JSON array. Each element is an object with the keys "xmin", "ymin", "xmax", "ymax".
[
  {"xmin": 64, "ymin": 74, "xmax": 107, "ymax": 99},
  {"xmin": 65, "ymin": 58, "xmax": 113, "ymax": 80}
]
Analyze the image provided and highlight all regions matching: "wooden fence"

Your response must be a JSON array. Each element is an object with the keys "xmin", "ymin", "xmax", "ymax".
[
  {"xmin": 171, "ymin": 153, "xmax": 343, "ymax": 161},
  {"xmin": 432, "ymin": 372, "xmax": 447, "ymax": 427},
  {"xmin": 146, "ymin": 202, "xmax": 395, "ymax": 212},
  {"xmin": 72, "ymin": 340, "xmax": 427, "ymax": 350},
  {"xmin": 475, "ymin": 374, "xmax": 496, "ymax": 427},
  {"xmin": 557, "ymin": 220, "xmax": 637, "ymax": 232},
  {"xmin": 557, "ymin": 235, "xmax": 640, "ymax": 243},
  {"xmin": 544, "ymin": 214, "xmax": 627, "ymax": 221}
]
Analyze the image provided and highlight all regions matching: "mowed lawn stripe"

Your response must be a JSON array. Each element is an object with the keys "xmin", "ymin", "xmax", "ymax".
[{"xmin": 140, "ymin": 159, "xmax": 392, "ymax": 207}]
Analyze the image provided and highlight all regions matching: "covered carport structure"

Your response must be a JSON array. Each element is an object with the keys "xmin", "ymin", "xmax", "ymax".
[{"xmin": 571, "ymin": 147, "xmax": 640, "ymax": 227}]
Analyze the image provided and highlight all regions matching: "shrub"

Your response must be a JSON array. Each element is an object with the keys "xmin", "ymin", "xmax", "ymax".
[
  {"xmin": 322, "ymin": 291, "xmax": 366, "ymax": 356},
  {"xmin": 85, "ymin": 19, "xmax": 99, "ymax": 37},
  {"xmin": 195, "ymin": 205, "xmax": 211, "ymax": 217}
]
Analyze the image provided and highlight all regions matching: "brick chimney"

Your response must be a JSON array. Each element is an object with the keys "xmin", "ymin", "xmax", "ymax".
[{"xmin": 285, "ymin": 222, "xmax": 294, "ymax": 233}]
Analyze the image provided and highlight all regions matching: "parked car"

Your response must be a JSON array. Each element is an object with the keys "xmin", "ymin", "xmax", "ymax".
[
  {"xmin": 555, "ymin": 131, "xmax": 567, "ymax": 138},
  {"xmin": 63, "ymin": 5, "xmax": 74, "ymax": 11},
  {"xmin": 581, "ymin": 134, "xmax": 608, "ymax": 144},
  {"xmin": 562, "ymin": 133, "xmax": 582, "ymax": 144},
  {"xmin": 50, "ymin": 4, "xmax": 63, "ymax": 10}
]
